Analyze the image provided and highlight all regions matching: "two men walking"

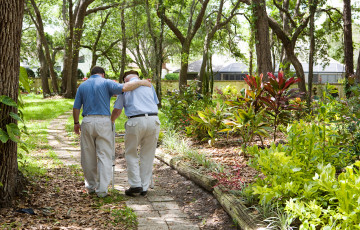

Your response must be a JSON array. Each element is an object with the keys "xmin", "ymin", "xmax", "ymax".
[{"xmin": 73, "ymin": 66, "xmax": 159, "ymax": 198}]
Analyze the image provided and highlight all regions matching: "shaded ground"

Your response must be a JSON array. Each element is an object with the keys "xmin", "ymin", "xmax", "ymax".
[{"xmin": 0, "ymin": 167, "xmax": 130, "ymax": 229}]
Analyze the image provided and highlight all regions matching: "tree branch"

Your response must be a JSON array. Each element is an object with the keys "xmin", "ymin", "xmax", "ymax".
[{"xmin": 272, "ymin": 0, "xmax": 297, "ymax": 28}]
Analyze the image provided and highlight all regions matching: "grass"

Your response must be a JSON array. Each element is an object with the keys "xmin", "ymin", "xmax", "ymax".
[
  {"xmin": 162, "ymin": 129, "xmax": 224, "ymax": 172},
  {"xmin": 21, "ymin": 93, "xmax": 74, "ymax": 120}
]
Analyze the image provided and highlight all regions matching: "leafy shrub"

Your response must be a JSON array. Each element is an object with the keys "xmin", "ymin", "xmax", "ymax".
[
  {"xmin": 222, "ymin": 107, "xmax": 270, "ymax": 150},
  {"xmin": 161, "ymin": 81, "xmax": 211, "ymax": 131},
  {"xmin": 285, "ymin": 161, "xmax": 360, "ymax": 229},
  {"xmin": 213, "ymin": 85, "xmax": 238, "ymax": 101},
  {"xmin": 164, "ymin": 73, "xmax": 179, "ymax": 80},
  {"xmin": 186, "ymin": 103, "xmax": 226, "ymax": 146}
]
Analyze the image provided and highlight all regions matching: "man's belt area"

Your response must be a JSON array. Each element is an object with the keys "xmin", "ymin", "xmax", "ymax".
[{"xmin": 128, "ymin": 113, "xmax": 158, "ymax": 119}]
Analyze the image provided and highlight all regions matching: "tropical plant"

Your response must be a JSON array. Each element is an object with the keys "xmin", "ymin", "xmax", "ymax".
[
  {"xmin": 260, "ymin": 72, "xmax": 303, "ymax": 141},
  {"xmin": 222, "ymin": 107, "xmax": 270, "ymax": 151},
  {"xmin": 186, "ymin": 103, "xmax": 225, "ymax": 146},
  {"xmin": 225, "ymin": 74, "xmax": 265, "ymax": 113}
]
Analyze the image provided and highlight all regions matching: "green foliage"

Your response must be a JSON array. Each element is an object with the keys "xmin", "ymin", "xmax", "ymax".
[
  {"xmin": 0, "ymin": 95, "xmax": 27, "ymax": 151},
  {"xmin": 162, "ymin": 129, "xmax": 223, "ymax": 172},
  {"xmin": 222, "ymin": 107, "xmax": 270, "ymax": 150},
  {"xmin": 285, "ymin": 161, "xmax": 360, "ymax": 229},
  {"xmin": 186, "ymin": 103, "xmax": 225, "ymax": 146},
  {"xmin": 164, "ymin": 73, "xmax": 179, "ymax": 80},
  {"xmin": 161, "ymin": 81, "xmax": 211, "ymax": 131},
  {"xmin": 213, "ymin": 85, "xmax": 238, "ymax": 101},
  {"xmin": 110, "ymin": 206, "xmax": 137, "ymax": 228}
]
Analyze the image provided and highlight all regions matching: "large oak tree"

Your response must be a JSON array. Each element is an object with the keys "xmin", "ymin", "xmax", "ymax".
[{"xmin": 0, "ymin": 0, "xmax": 25, "ymax": 208}]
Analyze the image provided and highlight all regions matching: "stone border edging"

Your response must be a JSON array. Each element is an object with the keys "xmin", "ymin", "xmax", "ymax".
[{"xmin": 155, "ymin": 148, "xmax": 263, "ymax": 230}]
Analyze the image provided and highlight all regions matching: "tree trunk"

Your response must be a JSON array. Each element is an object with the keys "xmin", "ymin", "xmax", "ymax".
[
  {"xmin": 199, "ymin": 36, "xmax": 210, "ymax": 95},
  {"xmin": 308, "ymin": 0, "xmax": 318, "ymax": 106},
  {"xmin": 252, "ymin": 0, "xmax": 272, "ymax": 80},
  {"xmin": 287, "ymin": 49, "xmax": 307, "ymax": 93},
  {"xmin": 119, "ymin": 8, "xmax": 126, "ymax": 83},
  {"xmin": 343, "ymin": 0, "xmax": 353, "ymax": 97},
  {"xmin": 29, "ymin": 0, "xmax": 59, "ymax": 94},
  {"xmin": 179, "ymin": 42, "xmax": 191, "ymax": 92},
  {"xmin": 36, "ymin": 31, "xmax": 51, "ymax": 97},
  {"xmin": 355, "ymin": 49, "xmax": 360, "ymax": 82},
  {"xmin": 267, "ymin": 16, "xmax": 308, "ymax": 93},
  {"xmin": 0, "ymin": 0, "xmax": 24, "ymax": 208},
  {"xmin": 63, "ymin": 0, "xmax": 74, "ymax": 97}
]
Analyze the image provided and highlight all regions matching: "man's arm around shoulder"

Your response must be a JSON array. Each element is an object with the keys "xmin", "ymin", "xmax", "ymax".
[{"xmin": 122, "ymin": 80, "xmax": 151, "ymax": 92}]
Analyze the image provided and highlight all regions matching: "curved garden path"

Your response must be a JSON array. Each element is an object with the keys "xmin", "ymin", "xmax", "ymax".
[{"xmin": 47, "ymin": 111, "xmax": 201, "ymax": 230}]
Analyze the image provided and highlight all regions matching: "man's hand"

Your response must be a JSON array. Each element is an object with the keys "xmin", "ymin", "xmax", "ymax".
[
  {"xmin": 74, "ymin": 123, "xmax": 81, "ymax": 135},
  {"xmin": 140, "ymin": 80, "xmax": 152, "ymax": 87}
]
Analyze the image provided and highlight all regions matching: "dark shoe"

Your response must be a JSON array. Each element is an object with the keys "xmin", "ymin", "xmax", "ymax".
[
  {"xmin": 125, "ymin": 187, "xmax": 143, "ymax": 196},
  {"xmin": 140, "ymin": 191, "xmax": 147, "ymax": 196}
]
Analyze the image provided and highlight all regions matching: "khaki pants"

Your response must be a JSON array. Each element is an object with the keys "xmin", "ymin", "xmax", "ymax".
[
  {"xmin": 124, "ymin": 115, "xmax": 160, "ymax": 191},
  {"xmin": 80, "ymin": 115, "xmax": 114, "ymax": 196}
]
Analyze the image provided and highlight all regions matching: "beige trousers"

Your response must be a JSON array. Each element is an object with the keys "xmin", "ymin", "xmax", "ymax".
[
  {"xmin": 80, "ymin": 115, "xmax": 114, "ymax": 196},
  {"xmin": 124, "ymin": 115, "xmax": 160, "ymax": 191}
]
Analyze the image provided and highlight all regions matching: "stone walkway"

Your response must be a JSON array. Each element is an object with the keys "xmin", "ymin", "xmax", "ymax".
[{"xmin": 47, "ymin": 112, "xmax": 199, "ymax": 230}]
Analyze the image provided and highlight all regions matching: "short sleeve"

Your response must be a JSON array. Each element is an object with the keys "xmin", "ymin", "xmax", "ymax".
[
  {"xmin": 152, "ymin": 86, "xmax": 159, "ymax": 104},
  {"xmin": 73, "ymin": 88, "xmax": 82, "ymax": 109},
  {"xmin": 114, "ymin": 94, "xmax": 125, "ymax": 109},
  {"xmin": 108, "ymin": 80, "xmax": 123, "ymax": 95}
]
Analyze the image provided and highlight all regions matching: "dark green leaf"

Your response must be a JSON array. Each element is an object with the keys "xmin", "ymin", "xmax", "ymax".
[
  {"xmin": 0, "ymin": 95, "xmax": 17, "ymax": 107},
  {"xmin": 6, "ymin": 123, "xmax": 20, "ymax": 142},
  {"xmin": 0, "ymin": 129, "xmax": 9, "ymax": 143},
  {"xmin": 10, "ymin": 112, "xmax": 23, "ymax": 123}
]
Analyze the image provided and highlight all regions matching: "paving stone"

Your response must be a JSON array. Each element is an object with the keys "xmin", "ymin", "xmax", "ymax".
[
  {"xmin": 135, "ymin": 210, "xmax": 160, "ymax": 218},
  {"xmin": 126, "ymin": 199, "xmax": 152, "ymax": 205},
  {"xmin": 137, "ymin": 224, "xmax": 169, "ymax": 230},
  {"xmin": 126, "ymin": 203, "xmax": 154, "ymax": 211},
  {"xmin": 159, "ymin": 210, "xmax": 189, "ymax": 218},
  {"xmin": 148, "ymin": 196, "xmax": 174, "ymax": 202},
  {"xmin": 138, "ymin": 216, "xmax": 167, "ymax": 224},
  {"xmin": 152, "ymin": 201, "xmax": 181, "ymax": 211},
  {"xmin": 166, "ymin": 218, "xmax": 200, "ymax": 230}
]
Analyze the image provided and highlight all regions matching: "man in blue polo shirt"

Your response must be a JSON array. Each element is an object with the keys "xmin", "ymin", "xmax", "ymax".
[
  {"xmin": 111, "ymin": 70, "xmax": 160, "ymax": 197},
  {"xmin": 73, "ymin": 66, "xmax": 151, "ymax": 198}
]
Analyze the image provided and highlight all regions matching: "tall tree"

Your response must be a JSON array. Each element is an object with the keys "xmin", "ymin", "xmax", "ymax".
[
  {"xmin": 81, "ymin": 10, "xmax": 122, "ymax": 71},
  {"xmin": 146, "ymin": 0, "xmax": 165, "ymax": 106},
  {"xmin": 265, "ymin": 0, "xmax": 314, "ymax": 93},
  {"xmin": 252, "ymin": 0, "xmax": 272, "ymax": 79},
  {"xmin": 62, "ymin": 0, "xmax": 125, "ymax": 98},
  {"xmin": 159, "ymin": 0, "xmax": 210, "ymax": 92},
  {"xmin": 36, "ymin": 30, "xmax": 52, "ymax": 97},
  {"xmin": 308, "ymin": 0, "xmax": 318, "ymax": 105},
  {"xmin": 343, "ymin": 0, "xmax": 353, "ymax": 96},
  {"xmin": 198, "ymin": 0, "xmax": 242, "ymax": 95},
  {"xmin": 27, "ymin": 0, "xmax": 59, "ymax": 94},
  {"xmin": 0, "ymin": 0, "xmax": 25, "ymax": 207},
  {"xmin": 119, "ymin": 7, "xmax": 127, "ymax": 82}
]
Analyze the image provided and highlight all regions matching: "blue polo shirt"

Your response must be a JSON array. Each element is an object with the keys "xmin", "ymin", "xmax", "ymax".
[
  {"xmin": 73, "ymin": 75, "xmax": 123, "ymax": 117},
  {"xmin": 113, "ymin": 78, "xmax": 159, "ymax": 117}
]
